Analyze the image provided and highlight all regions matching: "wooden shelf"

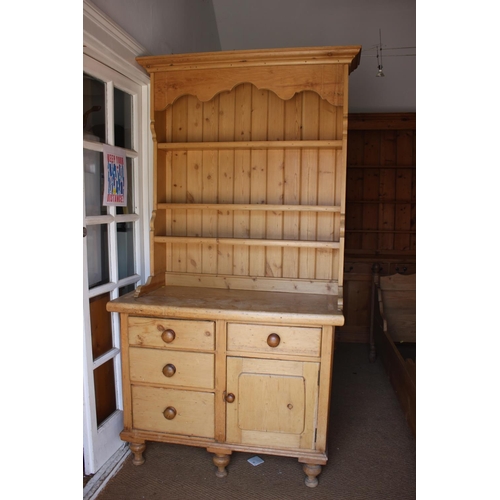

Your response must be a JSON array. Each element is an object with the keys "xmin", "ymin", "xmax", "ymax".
[
  {"xmin": 158, "ymin": 140, "xmax": 343, "ymax": 151},
  {"xmin": 158, "ymin": 203, "xmax": 341, "ymax": 213},
  {"xmin": 154, "ymin": 236, "xmax": 340, "ymax": 249}
]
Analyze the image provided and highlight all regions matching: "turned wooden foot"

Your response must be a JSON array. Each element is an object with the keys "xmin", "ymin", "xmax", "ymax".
[
  {"xmin": 303, "ymin": 463, "xmax": 322, "ymax": 488},
  {"xmin": 212, "ymin": 453, "xmax": 231, "ymax": 478},
  {"xmin": 130, "ymin": 442, "xmax": 146, "ymax": 465}
]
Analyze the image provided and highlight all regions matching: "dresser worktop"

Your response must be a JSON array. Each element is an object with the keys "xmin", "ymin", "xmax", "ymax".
[{"xmin": 107, "ymin": 286, "xmax": 344, "ymax": 327}]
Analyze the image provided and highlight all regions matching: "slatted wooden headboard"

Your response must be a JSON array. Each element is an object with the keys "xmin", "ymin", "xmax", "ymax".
[{"xmin": 378, "ymin": 273, "xmax": 416, "ymax": 343}]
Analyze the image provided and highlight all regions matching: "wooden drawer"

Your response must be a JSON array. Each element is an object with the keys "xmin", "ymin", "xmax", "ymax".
[
  {"xmin": 227, "ymin": 323, "xmax": 322, "ymax": 358},
  {"xmin": 129, "ymin": 347, "xmax": 214, "ymax": 389},
  {"xmin": 128, "ymin": 316, "xmax": 215, "ymax": 350},
  {"xmin": 132, "ymin": 385, "xmax": 214, "ymax": 438}
]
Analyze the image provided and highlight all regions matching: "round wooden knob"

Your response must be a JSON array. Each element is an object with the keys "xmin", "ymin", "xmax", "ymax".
[
  {"xmin": 225, "ymin": 393, "xmax": 235, "ymax": 403},
  {"xmin": 162, "ymin": 363, "xmax": 176, "ymax": 377},
  {"xmin": 163, "ymin": 406, "xmax": 177, "ymax": 420},
  {"xmin": 160, "ymin": 328, "xmax": 176, "ymax": 343},
  {"xmin": 267, "ymin": 333, "xmax": 281, "ymax": 347}
]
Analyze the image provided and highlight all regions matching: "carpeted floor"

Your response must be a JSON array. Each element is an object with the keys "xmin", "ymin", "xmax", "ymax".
[{"xmin": 95, "ymin": 343, "xmax": 416, "ymax": 500}]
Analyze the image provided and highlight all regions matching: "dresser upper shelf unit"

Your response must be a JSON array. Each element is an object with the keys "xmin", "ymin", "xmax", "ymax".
[{"xmin": 136, "ymin": 45, "xmax": 361, "ymax": 305}]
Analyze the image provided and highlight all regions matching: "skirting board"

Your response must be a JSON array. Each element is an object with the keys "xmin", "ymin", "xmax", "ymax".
[{"xmin": 84, "ymin": 444, "xmax": 130, "ymax": 500}]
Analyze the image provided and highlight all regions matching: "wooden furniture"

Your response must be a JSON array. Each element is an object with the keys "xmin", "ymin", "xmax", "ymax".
[
  {"xmin": 370, "ymin": 266, "xmax": 416, "ymax": 435},
  {"xmin": 107, "ymin": 46, "xmax": 361, "ymax": 487},
  {"xmin": 338, "ymin": 113, "xmax": 416, "ymax": 343}
]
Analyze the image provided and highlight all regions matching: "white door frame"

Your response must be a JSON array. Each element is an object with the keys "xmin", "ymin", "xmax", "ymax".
[{"xmin": 83, "ymin": 0, "xmax": 151, "ymax": 476}]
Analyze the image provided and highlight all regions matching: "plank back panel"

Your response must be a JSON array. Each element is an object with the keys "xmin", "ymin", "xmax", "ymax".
[{"xmin": 152, "ymin": 84, "xmax": 345, "ymax": 285}]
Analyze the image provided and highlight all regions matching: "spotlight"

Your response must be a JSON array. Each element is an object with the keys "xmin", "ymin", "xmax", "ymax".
[{"xmin": 376, "ymin": 29, "xmax": 385, "ymax": 77}]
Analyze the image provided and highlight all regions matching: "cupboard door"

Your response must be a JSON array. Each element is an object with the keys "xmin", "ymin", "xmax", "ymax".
[{"xmin": 226, "ymin": 357, "xmax": 319, "ymax": 450}]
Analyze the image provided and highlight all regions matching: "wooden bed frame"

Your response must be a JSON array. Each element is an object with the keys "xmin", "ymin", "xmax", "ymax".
[{"xmin": 370, "ymin": 265, "xmax": 416, "ymax": 436}]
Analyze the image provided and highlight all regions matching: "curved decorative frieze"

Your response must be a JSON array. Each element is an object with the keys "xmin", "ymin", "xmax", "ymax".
[{"xmin": 137, "ymin": 46, "xmax": 361, "ymax": 110}]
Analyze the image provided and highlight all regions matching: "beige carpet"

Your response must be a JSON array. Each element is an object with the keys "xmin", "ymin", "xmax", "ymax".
[{"xmin": 96, "ymin": 343, "xmax": 416, "ymax": 499}]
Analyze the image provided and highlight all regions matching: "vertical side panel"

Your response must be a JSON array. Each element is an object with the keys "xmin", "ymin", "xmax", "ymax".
[
  {"xmin": 332, "ymin": 149, "xmax": 343, "ymax": 279},
  {"xmin": 338, "ymin": 65, "xmax": 350, "ymax": 293},
  {"xmin": 153, "ymin": 110, "xmax": 167, "ymax": 146},
  {"xmin": 315, "ymin": 325, "xmax": 334, "ymax": 452},
  {"xmin": 153, "ymin": 149, "xmax": 168, "ymax": 274},
  {"xmin": 164, "ymin": 150, "xmax": 173, "ymax": 271},
  {"xmin": 120, "ymin": 314, "xmax": 132, "ymax": 430}
]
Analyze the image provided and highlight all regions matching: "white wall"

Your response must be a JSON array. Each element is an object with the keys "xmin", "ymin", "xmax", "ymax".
[{"xmin": 89, "ymin": 0, "xmax": 221, "ymax": 55}]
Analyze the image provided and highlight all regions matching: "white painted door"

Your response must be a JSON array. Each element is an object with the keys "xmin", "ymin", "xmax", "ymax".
[{"xmin": 83, "ymin": 55, "xmax": 145, "ymax": 475}]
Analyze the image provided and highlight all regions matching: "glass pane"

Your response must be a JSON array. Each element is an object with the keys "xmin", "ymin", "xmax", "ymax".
[
  {"xmin": 87, "ymin": 224, "xmax": 110, "ymax": 289},
  {"xmin": 84, "ymin": 150, "xmax": 107, "ymax": 216},
  {"xmin": 116, "ymin": 157, "xmax": 134, "ymax": 215},
  {"xmin": 114, "ymin": 87, "xmax": 133, "ymax": 149},
  {"xmin": 119, "ymin": 283, "xmax": 136, "ymax": 296},
  {"xmin": 83, "ymin": 73, "xmax": 106, "ymax": 143},
  {"xmin": 117, "ymin": 222, "xmax": 135, "ymax": 280},
  {"xmin": 89, "ymin": 292, "xmax": 113, "ymax": 360},
  {"xmin": 94, "ymin": 358, "xmax": 117, "ymax": 426}
]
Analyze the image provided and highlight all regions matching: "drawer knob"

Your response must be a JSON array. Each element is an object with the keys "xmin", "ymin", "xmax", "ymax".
[
  {"xmin": 163, "ymin": 406, "xmax": 177, "ymax": 420},
  {"xmin": 160, "ymin": 328, "xmax": 176, "ymax": 344},
  {"xmin": 267, "ymin": 333, "xmax": 281, "ymax": 348},
  {"xmin": 162, "ymin": 363, "xmax": 176, "ymax": 378},
  {"xmin": 225, "ymin": 393, "xmax": 235, "ymax": 403}
]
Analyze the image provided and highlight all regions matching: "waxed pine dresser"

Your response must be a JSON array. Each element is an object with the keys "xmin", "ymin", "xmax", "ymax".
[{"xmin": 107, "ymin": 46, "xmax": 361, "ymax": 487}]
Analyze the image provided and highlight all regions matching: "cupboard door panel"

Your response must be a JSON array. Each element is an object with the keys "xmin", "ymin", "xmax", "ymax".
[{"xmin": 226, "ymin": 357, "xmax": 319, "ymax": 450}]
